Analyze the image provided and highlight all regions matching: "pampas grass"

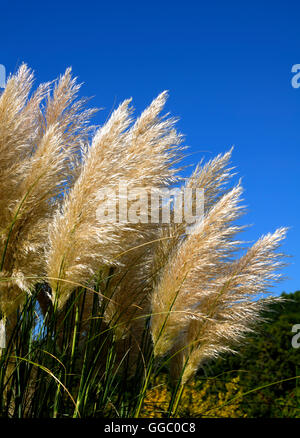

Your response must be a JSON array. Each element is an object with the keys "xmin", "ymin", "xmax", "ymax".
[{"xmin": 0, "ymin": 65, "xmax": 288, "ymax": 417}]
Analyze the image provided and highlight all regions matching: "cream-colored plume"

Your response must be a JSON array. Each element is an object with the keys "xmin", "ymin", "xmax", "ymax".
[
  {"xmin": 46, "ymin": 91, "xmax": 184, "ymax": 315},
  {"xmin": 151, "ymin": 151, "xmax": 287, "ymax": 383},
  {"xmin": 0, "ymin": 64, "xmax": 95, "ymax": 318}
]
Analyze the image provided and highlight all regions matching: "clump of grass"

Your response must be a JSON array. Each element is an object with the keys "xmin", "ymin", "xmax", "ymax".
[{"xmin": 0, "ymin": 64, "xmax": 288, "ymax": 417}]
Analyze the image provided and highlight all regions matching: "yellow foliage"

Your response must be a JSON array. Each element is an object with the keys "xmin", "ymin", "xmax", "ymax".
[{"xmin": 141, "ymin": 375, "xmax": 246, "ymax": 418}]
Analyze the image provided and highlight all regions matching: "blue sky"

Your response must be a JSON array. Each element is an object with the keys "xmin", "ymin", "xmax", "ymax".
[{"xmin": 1, "ymin": 0, "xmax": 299, "ymax": 295}]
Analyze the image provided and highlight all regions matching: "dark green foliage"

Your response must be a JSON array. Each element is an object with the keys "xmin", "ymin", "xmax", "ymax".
[{"xmin": 198, "ymin": 291, "xmax": 300, "ymax": 417}]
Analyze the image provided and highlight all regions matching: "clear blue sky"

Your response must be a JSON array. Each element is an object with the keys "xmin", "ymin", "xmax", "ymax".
[{"xmin": 1, "ymin": 0, "xmax": 299, "ymax": 295}]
